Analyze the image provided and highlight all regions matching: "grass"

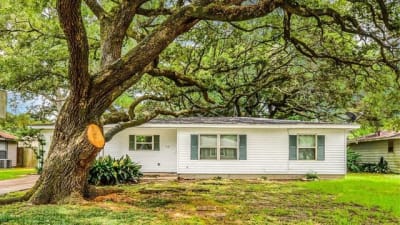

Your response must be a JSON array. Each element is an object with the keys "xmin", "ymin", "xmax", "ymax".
[
  {"xmin": 0, "ymin": 168, "xmax": 36, "ymax": 181},
  {"xmin": 0, "ymin": 173, "xmax": 399, "ymax": 224},
  {"xmin": 298, "ymin": 173, "xmax": 400, "ymax": 216}
]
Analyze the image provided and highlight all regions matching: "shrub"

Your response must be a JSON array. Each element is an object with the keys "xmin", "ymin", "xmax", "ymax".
[
  {"xmin": 376, "ymin": 156, "xmax": 390, "ymax": 173},
  {"xmin": 305, "ymin": 171, "xmax": 319, "ymax": 180},
  {"xmin": 88, "ymin": 155, "xmax": 142, "ymax": 185},
  {"xmin": 360, "ymin": 157, "xmax": 391, "ymax": 173},
  {"xmin": 347, "ymin": 150, "xmax": 362, "ymax": 172}
]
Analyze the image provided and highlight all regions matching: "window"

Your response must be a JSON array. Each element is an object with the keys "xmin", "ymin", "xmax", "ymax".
[
  {"xmin": 388, "ymin": 140, "xmax": 394, "ymax": 153},
  {"xmin": 136, "ymin": 135, "xmax": 153, "ymax": 150},
  {"xmin": 200, "ymin": 135, "xmax": 217, "ymax": 159},
  {"xmin": 0, "ymin": 141, "xmax": 6, "ymax": 159},
  {"xmin": 220, "ymin": 135, "xmax": 238, "ymax": 160},
  {"xmin": 298, "ymin": 135, "xmax": 316, "ymax": 160},
  {"xmin": 198, "ymin": 135, "xmax": 239, "ymax": 160},
  {"xmin": 129, "ymin": 135, "xmax": 160, "ymax": 151}
]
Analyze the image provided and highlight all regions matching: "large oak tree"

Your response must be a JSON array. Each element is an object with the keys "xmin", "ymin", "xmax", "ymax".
[{"xmin": 1, "ymin": 0, "xmax": 398, "ymax": 204}]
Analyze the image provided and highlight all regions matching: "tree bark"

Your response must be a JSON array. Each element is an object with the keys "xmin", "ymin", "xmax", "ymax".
[{"xmin": 29, "ymin": 97, "xmax": 102, "ymax": 204}]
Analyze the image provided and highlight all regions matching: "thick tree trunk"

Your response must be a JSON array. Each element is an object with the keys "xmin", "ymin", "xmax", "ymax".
[{"xmin": 29, "ymin": 98, "xmax": 102, "ymax": 204}]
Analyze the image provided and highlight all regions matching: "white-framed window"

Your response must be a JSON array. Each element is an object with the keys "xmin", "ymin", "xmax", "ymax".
[
  {"xmin": 129, "ymin": 135, "xmax": 160, "ymax": 151},
  {"xmin": 220, "ymin": 135, "xmax": 238, "ymax": 160},
  {"xmin": 199, "ymin": 134, "xmax": 238, "ymax": 160},
  {"xmin": 199, "ymin": 135, "xmax": 217, "ymax": 160},
  {"xmin": 297, "ymin": 135, "xmax": 316, "ymax": 160},
  {"xmin": 0, "ymin": 140, "xmax": 7, "ymax": 159},
  {"xmin": 135, "ymin": 135, "xmax": 153, "ymax": 150}
]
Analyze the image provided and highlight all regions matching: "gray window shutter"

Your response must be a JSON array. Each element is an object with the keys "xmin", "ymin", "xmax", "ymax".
[
  {"xmin": 190, "ymin": 135, "xmax": 198, "ymax": 160},
  {"xmin": 153, "ymin": 135, "xmax": 160, "ymax": 151},
  {"xmin": 289, "ymin": 135, "xmax": 297, "ymax": 160},
  {"xmin": 129, "ymin": 135, "xmax": 135, "ymax": 151},
  {"xmin": 239, "ymin": 135, "xmax": 247, "ymax": 160},
  {"xmin": 317, "ymin": 135, "xmax": 325, "ymax": 160}
]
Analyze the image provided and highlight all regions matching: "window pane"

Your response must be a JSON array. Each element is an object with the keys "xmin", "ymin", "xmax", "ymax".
[
  {"xmin": 298, "ymin": 148, "xmax": 316, "ymax": 160},
  {"xmin": 136, "ymin": 135, "xmax": 152, "ymax": 143},
  {"xmin": 220, "ymin": 135, "xmax": 237, "ymax": 147},
  {"xmin": 200, "ymin": 135, "xmax": 217, "ymax": 147},
  {"xmin": 136, "ymin": 143, "xmax": 153, "ymax": 150},
  {"xmin": 220, "ymin": 148, "xmax": 237, "ymax": 160},
  {"xmin": 200, "ymin": 148, "xmax": 217, "ymax": 159},
  {"xmin": 0, "ymin": 151, "xmax": 6, "ymax": 159},
  {"xmin": 0, "ymin": 141, "xmax": 5, "ymax": 151},
  {"xmin": 298, "ymin": 135, "xmax": 315, "ymax": 148}
]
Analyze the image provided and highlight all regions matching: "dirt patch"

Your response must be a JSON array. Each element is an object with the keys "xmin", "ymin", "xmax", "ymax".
[
  {"xmin": 92, "ymin": 192, "xmax": 134, "ymax": 204},
  {"xmin": 139, "ymin": 187, "xmax": 186, "ymax": 194},
  {"xmin": 138, "ymin": 187, "xmax": 210, "ymax": 194}
]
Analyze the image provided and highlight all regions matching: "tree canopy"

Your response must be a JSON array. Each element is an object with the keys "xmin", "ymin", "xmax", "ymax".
[
  {"xmin": 0, "ymin": 0, "xmax": 399, "ymax": 204},
  {"xmin": 1, "ymin": 0, "xmax": 399, "ymax": 134}
]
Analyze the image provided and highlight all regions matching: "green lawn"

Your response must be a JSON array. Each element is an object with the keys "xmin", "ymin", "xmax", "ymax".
[
  {"xmin": 0, "ymin": 173, "xmax": 399, "ymax": 224},
  {"xmin": 0, "ymin": 168, "xmax": 36, "ymax": 181}
]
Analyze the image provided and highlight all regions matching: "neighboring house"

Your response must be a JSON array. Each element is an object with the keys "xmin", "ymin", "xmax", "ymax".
[
  {"xmin": 348, "ymin": 131, "xmax": 400, "ymax": 173},
  {"xmin": 0, "ymin": 130, "xmax": 18, "ymax": 168},
  {"xmin": 33, "ymin": 117, "xmax": 358, "ymax": 179}
]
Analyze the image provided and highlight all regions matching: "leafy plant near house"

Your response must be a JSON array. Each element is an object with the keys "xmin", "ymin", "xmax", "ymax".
[
  {"xmin": 88, "ymin": 155, "xmax": 142, "ymax": 185},
  {"xmin": 361, "ymin": 157, "xmax": 391, "ymax": 174},
  {"xmin": 305, "ymin": 171, "xmax": 319, "ymax": 180},
  {"xmin": 347, "ymin": 149, "xmax": 362, "ymax": 172}
]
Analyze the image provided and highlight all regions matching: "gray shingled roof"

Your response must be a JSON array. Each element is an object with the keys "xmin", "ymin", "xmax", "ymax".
[
  {"xmin": 348, "ymin": 131, "xmax": 400, "ymax": 144},
  {"xmin": 148, "ymin": 117, "xmax": 341, "ymax": 125}
]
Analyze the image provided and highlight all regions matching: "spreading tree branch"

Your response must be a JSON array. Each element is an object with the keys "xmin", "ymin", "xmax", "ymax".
[{"xmin": 56, "ymin": 0, "xmax": 90, "ymax": 98}]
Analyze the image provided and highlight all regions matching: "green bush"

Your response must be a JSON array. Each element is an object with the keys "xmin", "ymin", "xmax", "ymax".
[
  {"xmin": 88, "ymin": 155, "xmax": 142, "ymax": 185},
  {"xmin": 347, "ymin": 150, "xmax": 362, "ymax": 172},
  {"xmin": 305, "ymin": 171, "xmax": 319, "ymax": 180},
  {"xmin": 360, "ymin": 157, "xmax": 391, "ymax": 174}
]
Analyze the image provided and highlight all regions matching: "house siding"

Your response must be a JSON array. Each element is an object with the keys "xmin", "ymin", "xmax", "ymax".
[
  {"xmin": 7, "ymin": 142, "xmax": 17, "ymax": 167},
  {"xmin": 177, "ymin": 128, "xmax": 347, "ymax": 175},
  {"xmin": 349, "ymin": 140, "xmax": 400, "ymax": 173},
  {"xmin": 40, "ymin": 129, "xmax": 54, "ymax": 159},
  {"xmin": 103, "ymin": 128, "xmax": 177, "ymax": 173}
]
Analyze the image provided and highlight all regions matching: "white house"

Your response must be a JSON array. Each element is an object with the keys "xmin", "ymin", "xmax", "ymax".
[
  {"xmin": 0, "ymin": 130, "xmax": 18, "ymax": 168},
  {"xmin": 34, "ymin": 117, "xmax": 359, "ymax": 179}
]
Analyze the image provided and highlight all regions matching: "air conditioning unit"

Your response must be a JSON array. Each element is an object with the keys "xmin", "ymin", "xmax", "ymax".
[{"xmin": 0, "ymin": 159, "xmax": 12, "ymax": 168}]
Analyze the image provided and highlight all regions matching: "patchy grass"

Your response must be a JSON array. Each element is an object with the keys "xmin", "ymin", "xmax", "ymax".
[
  {"xmin": 298, "ymin": 173, "xmax": 400, "ymax": 216},
  {"xmin": 0, "ymin": 174, "xmax": 399, "ymax": 224},
  {"xmin": 0, "ymin": 168, "xmax": 36, "ymax": 181}
]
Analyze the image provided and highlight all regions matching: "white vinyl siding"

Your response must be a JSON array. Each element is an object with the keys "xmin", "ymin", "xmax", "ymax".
[
  {"xmin": 103, "ymin": 128, "xmax": 177, "ymax": 173},
  {"xmin": 7, "ymin": 142, "xmax": 17, "ymax": 167},
  {"xmin": 349, "ymin": 140, "xmax": 400, "ymax": 173},
  {"xmin": 178, "ymin": 128, "xmax": 347, "ymax": 175},
  {"xmin": 38, "ymin": 125, "xmax": 350, "ymax": 175}
]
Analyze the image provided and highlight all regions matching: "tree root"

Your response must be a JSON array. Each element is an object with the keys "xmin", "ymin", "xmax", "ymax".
[{"xmin": 0, "ymin": 189, "xmax": 34, "ymax": 205}]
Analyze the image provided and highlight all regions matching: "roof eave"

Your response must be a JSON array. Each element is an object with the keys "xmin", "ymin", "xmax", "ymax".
[
  {"xmin": 349, "ymin": 136, "xmax": 400, "ymax": 144},
  {"xmin": 31, "ymin": 123, "xmax": 360, "ymax": 130}
]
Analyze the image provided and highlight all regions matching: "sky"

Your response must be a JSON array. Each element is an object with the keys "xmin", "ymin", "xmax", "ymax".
[{"xmin": 6, "ymin": 91, "xmax": 41, "ymax": 114}]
